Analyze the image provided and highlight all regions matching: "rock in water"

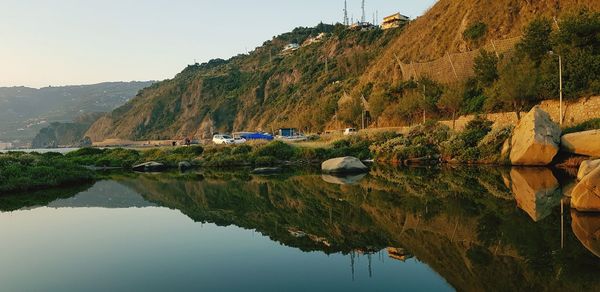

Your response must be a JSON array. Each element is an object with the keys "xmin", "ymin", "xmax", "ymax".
[
  {"xmin": 178, "ymin": 161, "xmax": 192, "ymax": 172},
  {"xmin": 510, "ymin": 106, "xmax": 561, "ymax": 166},
  {"xmin": 561, "ymin": 130, "xmax": 600, "ymax": 158},
  {"xmin": 252, "ymin": 167, "xmax": 282, "ymax": 175},
  {"xmin": 133, "ymin": 161, "xmax": 166, "ymax": 172},
  {"xmin": 578, "ymin": 159, "xmax": 600, "ymax": 181},
  {"xmin": 571, "ymin": 166, "xmax": 600, "ymax": 212},
  {"xmin": 321, "ymin": 157, "xmax": 368, "ymax": 174}
]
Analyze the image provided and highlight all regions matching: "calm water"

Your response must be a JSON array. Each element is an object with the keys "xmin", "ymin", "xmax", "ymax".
[{"xmin": 0, "ymin": 166, "xmax": 599, "ymax": 291}]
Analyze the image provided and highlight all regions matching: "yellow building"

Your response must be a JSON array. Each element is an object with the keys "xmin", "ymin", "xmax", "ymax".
[{"xmin": 382, "ymin": 13, "xmax": 409, "ymax": 30}]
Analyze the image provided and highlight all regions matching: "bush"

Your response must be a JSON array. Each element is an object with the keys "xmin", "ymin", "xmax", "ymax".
[
  {"xmin": 253, "ymin": 141, "xmax": 298, "ymax": 161},
  {"xmin": 440, "ymin": 117, "xmax": 494, "ymax": 162},
  {"xmin": 370, "ymin": 122, "xmax": 450, "ymax": 162}
]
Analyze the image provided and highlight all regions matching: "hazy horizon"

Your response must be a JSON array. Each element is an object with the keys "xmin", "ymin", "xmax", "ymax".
[{"xmin": 1, "ymin": 0, "xmax": 435, "ymax": 88}]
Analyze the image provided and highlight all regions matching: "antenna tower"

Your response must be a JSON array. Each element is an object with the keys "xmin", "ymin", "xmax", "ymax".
[
  {"xmin": 343, "ymin": 0, "xmax": 349, "ymax": 26},
  {"xmin": 361, "ymin": 0, "xmax": 366, "ymax": 23}
]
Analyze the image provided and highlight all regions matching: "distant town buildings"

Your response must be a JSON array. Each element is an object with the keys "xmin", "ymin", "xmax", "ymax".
[
  {"xmin": 382, "ymin": 13, "xmax": 410, "ymax": 30},
  {"xmin": 0, "ymin": 142, "xmax": 13, "ymax": 150},
  {"xmin": 282, "ymin": 43, "xmax": 300, "ymax": 54},
  {"xmin": 350, "ymin": 21, "xmax": 376, "ymax": 31}
]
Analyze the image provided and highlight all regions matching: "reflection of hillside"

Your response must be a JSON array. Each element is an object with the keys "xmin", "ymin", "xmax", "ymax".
[
  {"xmin": 0, "ymin": 183, "xmax": 93, "ymax": 212},
  {"xmin": 117, "ymin": 168, "xmax": 600, "ymax": 291},
  {"xmin": 48, "ymin": 180, "xmax": 155, "ymax": 209}
]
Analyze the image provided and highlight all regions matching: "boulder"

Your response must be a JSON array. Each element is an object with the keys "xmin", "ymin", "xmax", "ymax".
[
  {"xmin": 561, "ymin": 130, "xmax": 600, "ymax": 158},
  {"xmin": 321, "ymin": 157, "xmax": 368, "ymax": 174},
  {"xmin": 252, "ymin": 167, "xmax": 282, "ymax": 175},
  {"xmin": 578, "ymin": 159, "xmax": 600, "ymax": 181},
  {"xmin": 571, "ymin": 166, "xmax": 600, "ymax": 212},
  {"xmin": 178, "ymin": 161, "xmax": 192, "ymax": 172},
  {"xmin": 509, "ymin": 167, "xmax": 561, "ymax": 221},
  {"xmin": 510, "ymin": 106, "xmax": 561, "ymax": 166},
  {"xmin": 132, "ymin": 161, "xmax": 166, "ymax": 172}
]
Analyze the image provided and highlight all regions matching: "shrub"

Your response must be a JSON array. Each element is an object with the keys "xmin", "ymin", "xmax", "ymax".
[
  {"xmin": 562, "ymin": 118, "xmax": 600, "ymax": 134},
  {"xmin": 253, "ymin": 141, "xmax": 298, "ymax": 161}
]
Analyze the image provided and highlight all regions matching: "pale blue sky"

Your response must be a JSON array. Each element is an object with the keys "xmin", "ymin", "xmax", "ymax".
[{"xmin": 0, "ymin": 0, "xmax": 436, "ymax": 88}]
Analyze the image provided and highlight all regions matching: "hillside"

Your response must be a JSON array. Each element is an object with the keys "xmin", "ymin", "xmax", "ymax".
[
  {"xmin": 86, "ymin": 0, "xmax": 599, "ymax": 142},
  {"xmin": 0, "ymin": 81, "xmax": 153, "ymax": 144}
]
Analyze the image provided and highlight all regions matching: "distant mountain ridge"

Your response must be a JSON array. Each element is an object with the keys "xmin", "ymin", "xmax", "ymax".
[{"xmin": 0, "ymin": 81, "xmax": 154, "ymax": 145}]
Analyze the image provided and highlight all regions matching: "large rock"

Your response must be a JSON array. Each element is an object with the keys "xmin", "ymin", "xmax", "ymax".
[
  {"xmin": 578, "ymin": 159, "xmax": 600, "ymax": 181},
  {"xmin": 510, "ymin": 106, "xmax": 561, "ymax": 166},
  {"xmin": 178, "ymin": 161, "xmax": 192, "ymax": 172},
  {"xmin": 321, "ymin": 157, "xmax": 368, "ymax": 174},
  {"xmin": 571, "ymin": 166, "xmax": 600, "ymax": 212},
  {"xmin": 561, "ymin": 130, "xmax": 600, "ymax": 158},
  {"xmin": 509, "ymin": 167, "xmax": 561, "ymax": 221},
  {"xmin": 133, "ymin": 161, "xmax": 166, "ymax": 172}
]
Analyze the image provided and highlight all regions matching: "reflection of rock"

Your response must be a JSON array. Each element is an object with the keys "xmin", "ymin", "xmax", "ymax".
[
  {"xmin": 562, "ymin": 180, "xmax": 578, "ymax": 198},
  {"xmin": 321, "ymin": 174, "xmax": 367, "ymax": 185},
  {"xmin": 571, "ymin": 211, "xmax": 600, "ymax": 258},
  {"xmin": 133, "ymin": 161, "xmax": 166, "ymax": 172},
  {"xmin": 561, "ymin": 130, "xmax": 600, "ymax": 158},
  {"xmin": 321, "ymin": 157, "xmax": 368, "ymax": 174},
  {"xmin": 571, "ymin": 167, "xmax": 600, "ymax": 212},
  {"xmin": 578, "ymin": 159, "xmax": 600, "ymax": 181},
  {"xmin": 510, "ymin": 167, "xmax": 561, "ymax": 221},
  {"xmin": 510, "ymin": 107, "xmax": 560, "ymax": 166}
]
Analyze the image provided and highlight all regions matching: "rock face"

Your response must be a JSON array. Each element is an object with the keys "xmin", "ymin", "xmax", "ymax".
[
  {"xmin": 510, "ymin": 107, "xmax": 561, "ymax": 166},
  {"xmin": 133, "ymin": 161, "xmax": 166, "ymax": 172},
  {"xmin": 571, "ymin": 166, "xmax": 600, "ymax": 212},
  {"xmin": 578, "ymin": 159, "xmax": 600, "ymax": 181},
  {"xmin": 562, "ymin": 130, "xmax": 600, "ymax": 158},
  {"xmin": 321, "ymin": 157, "xmax": 368, "ymax": 174},
  {"xmin": 509, "ymin": 167, "xmax": 561, "ymax": 221}
]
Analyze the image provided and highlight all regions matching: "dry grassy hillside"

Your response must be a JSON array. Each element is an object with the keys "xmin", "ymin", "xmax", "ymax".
[{"xmin": 359, "ymin": 0, "xmax": 600, "ymax": 87}]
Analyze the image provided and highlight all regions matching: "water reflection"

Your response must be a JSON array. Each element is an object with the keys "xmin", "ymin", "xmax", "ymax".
[
  {"xmin": 321, "ymin": 173, "xmax": 367, "ymax": 185},
  {"xmin": 0, "ymin": 166, "xmax": 599, "ymax": 291}
]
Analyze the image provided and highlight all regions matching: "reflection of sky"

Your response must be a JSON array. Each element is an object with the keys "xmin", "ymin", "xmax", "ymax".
[{"xmin": 0, "ymin": 206, "xmax": 452, "ymax": 292}]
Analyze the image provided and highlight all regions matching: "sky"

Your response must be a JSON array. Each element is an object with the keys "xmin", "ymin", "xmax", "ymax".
[{"xmin": 0, "ymin": 0, "xmax": 436, "ymax": 88}]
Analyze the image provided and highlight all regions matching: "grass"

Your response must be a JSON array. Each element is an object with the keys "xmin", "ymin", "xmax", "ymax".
[{"xmin": 563, "ymin": 118, "xmax": 600, "ymax": 135}]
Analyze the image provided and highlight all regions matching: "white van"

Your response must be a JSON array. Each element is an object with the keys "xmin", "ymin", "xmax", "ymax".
[{"xmin": 343, "ymin": 128, "xmax": 358, "ymax": 136}]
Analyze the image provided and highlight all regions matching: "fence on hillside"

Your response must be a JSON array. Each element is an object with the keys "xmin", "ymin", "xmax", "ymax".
[{"xmin": 396, "ymin": 36, "xmax": 522, "ymax": 84}]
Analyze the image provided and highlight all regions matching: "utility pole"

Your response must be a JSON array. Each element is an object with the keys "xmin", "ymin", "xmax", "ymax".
[{"xmin": 559, "ymin": 54, "xmax": 563, "ymax": 125}]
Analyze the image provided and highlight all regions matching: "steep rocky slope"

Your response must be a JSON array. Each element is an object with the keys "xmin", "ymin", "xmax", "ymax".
[{"xmin": 86, "ymin": 0, "xmax": 599, "ymax": 142}]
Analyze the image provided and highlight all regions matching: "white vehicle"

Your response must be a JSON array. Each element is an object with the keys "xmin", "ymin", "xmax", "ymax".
[
  {"xmin": 234, "ymin": 137, "xmax": 247, "ymax": 144},
  {"xmin": 343, "ymin": 128, "xmax": 358, "ymax": 136},
  {"xmin": 212, "ymin": 134, "xmax": 235, "ymax": 145}
]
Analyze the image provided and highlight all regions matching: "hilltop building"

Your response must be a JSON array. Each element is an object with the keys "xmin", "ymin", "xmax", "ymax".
[
  {"xmin": 382, "ymin": 13, "xmax": 409, "ymax": 30},
  {"xmin": 350, "ymin": 22, "xmax": 376, "ymax": 31},
  {"xmin": 303, "ymin": 33, "xmax": 327, "ymax": 46},
  {"xmin": 282, "ymin": 43, "xmax": 300, "ymax": 54}
]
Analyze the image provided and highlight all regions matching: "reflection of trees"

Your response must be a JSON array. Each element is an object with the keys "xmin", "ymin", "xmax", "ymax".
[
  {"xmin": 114, "ymin": 168, "xmax": 600, "ymax": 291},
  {"xmin": 0, "ymin": 183, "xmax": 93, "ymax": 212}
]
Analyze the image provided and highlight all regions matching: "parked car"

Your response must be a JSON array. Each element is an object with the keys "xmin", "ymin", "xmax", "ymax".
[
  {"xmin": 343, "ymin": 128, "xmax": 358, "ymax": 136},
  {"xmin": 212, "ymin": 134, "xmax": 235, "ymax": 145},
  {"xmin": 234, "ymin": 137, "xmax": 247, "ymax": 144}
]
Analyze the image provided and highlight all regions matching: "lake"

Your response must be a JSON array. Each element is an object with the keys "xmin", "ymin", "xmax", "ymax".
[{"xmin": 0, "ymin": 166, "xmax": 598, "ymax": 291}]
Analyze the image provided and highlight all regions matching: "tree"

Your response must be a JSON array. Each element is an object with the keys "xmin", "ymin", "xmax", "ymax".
[
  {"xmin": 473, "ymin": 50, "xmax": 499, "ymax": 87},
  {"xmin": 417, "ymin": 77, "xmax": 443, "ymax": 123},
  {"xmin": 517, "ymin": 17, "xmax": 552, "ymax": 64},
  {"xmin": 484, "ymin": 57, "xmax": 540, "ymax": 120},
  {"xmin": 438, "ymin": 83, "xmax": 465, "ymax": 130}
]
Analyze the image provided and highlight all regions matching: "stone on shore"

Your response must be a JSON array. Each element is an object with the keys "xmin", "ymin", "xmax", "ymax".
[
  {"xmin": 571, "ymin": 166, "xmax": 600, "ymax": 212},
  {"xmin": 321, "ymin": 157, "xmax": 368, "ymax": 174},
  {"xmin": 133, "ymin": 161, "xmax": 166, "ymax": 172},
  {"xmin": 178, "ymin": 161, "xmax": 192, "ymax": 171},
  {"xmin": 510, "ymin": 106, "xmax": 561, "ymax": 166},
  {"xmin": 578, "ymin": 159, "xmax": 600, "ymax": 181},
  {"xmin": 562, "ymin": 130, "xmax": 600, "ymax": 158}
]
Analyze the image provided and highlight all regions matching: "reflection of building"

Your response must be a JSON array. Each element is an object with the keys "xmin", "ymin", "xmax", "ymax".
[
  {"xmin": 382, "ymin": 13, "xmax": 409, "ymax": 30},
  {"xmin": 387, "ymin": 247, "xmax": 413, "ymax": 262}
]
